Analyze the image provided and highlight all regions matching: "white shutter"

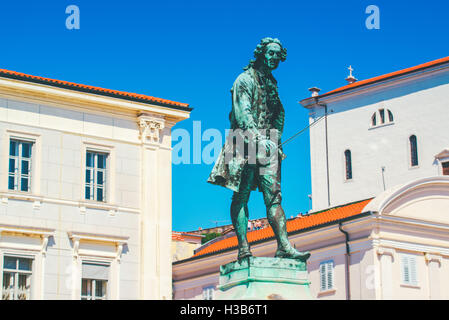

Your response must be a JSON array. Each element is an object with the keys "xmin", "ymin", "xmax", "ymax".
[
  {"xmin": 320, "ymin": 261, "xmax": 334, "ymax": 291},
  {"xmin": 82, "ymin": 263, "xmax": 109, "ymax": 280},
  {"xmin": 409, "ymin": 256, "xmax": 418, "ymax": 285},
  {"xmin": 401, "ymin": 254, "xmax": 418, "ymax": 285},
  {"xmin": 327, "ymin": 261, "xmax": 333, "ymax": 290},
  {"xmin": 402, "ymin": 255, "xmax": 410, "ymax": 284},
  {"xmin": 320, "ymin": 263, "xmax": 326, "ymax": 291}
]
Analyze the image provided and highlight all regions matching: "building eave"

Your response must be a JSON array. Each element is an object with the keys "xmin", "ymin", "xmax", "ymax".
[{"xmin": 300, "ymin": 56, "xmax": 449, "ymax": 109}]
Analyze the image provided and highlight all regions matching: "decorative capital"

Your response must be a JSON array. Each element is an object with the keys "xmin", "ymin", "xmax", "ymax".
[
  {"xmin": 138, "ymin": 114, "xmax": 165, "ymax": 144},
  {"xmin": 376, "ymin": 246, "xmax": 395, "ymax": 260},
  {"xmin": 425, "ymin": 253, "xmax": 442, "ymax": 266}
]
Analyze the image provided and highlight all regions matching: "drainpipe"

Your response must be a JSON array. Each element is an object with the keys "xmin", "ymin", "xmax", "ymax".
[
  {"xmin": 324, "ymin": 103, "xmax": 331, "ymax": 207},
  {"xmin": 338, "ymin": 221, "xmax": 351, "ymax": 300}
]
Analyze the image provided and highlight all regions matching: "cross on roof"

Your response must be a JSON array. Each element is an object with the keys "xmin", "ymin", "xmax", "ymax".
[{"xmin": 348, "ymin": 65, "xmax": 354, "ymax": 77}]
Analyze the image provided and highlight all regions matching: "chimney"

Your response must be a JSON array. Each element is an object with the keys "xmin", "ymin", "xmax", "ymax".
[{"xmin": 308, "ymin": 87, "xmax": 321, "ymax": 97}]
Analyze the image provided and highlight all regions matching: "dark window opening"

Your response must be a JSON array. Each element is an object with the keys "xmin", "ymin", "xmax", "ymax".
[
  {"xmin": 410, "ymin": 135, "xmax": 418, "ymax": 167},
  {"xmin": 344, "ymin": 150, "xmax": 352, "ymax": 180},
  {"xmin": 388, "ymin": 110, "xmax": 394, "ymax": 122},
  {"xmin": 379, "ymin": 109, "xmax": 385, "ymax": 124}
]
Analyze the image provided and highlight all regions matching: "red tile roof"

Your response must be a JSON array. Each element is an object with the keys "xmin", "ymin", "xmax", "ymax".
[
  {"xmin": 193, "ymin": 198, "xmax": 372, "ymax": 257},
  {"xmin": 0, "ymin": 68, "xmax": 190, "ymax": 110},
  {"xmin": 172, "ymin": 231, "xmax": 204, "ymax": 241},
  {"xmin": 317, "ymin": 56, "xmax": 449, "ymax": 99}
]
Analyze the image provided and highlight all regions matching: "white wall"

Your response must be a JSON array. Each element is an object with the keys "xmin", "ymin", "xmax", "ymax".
[
  {"xmin": 0, "ymin": 95, "xmax": 144, "ymax": 299},
  {"xmin": 308, "ymin": 70, "xmax": 449, "ymax": 211}
]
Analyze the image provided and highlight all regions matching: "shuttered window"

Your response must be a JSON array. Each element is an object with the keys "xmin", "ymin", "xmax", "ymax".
[
  {"xmin": 82, "ymin": 263, "xmax": 109, "ymax": 280},
  {"xmin": 319, "ymin": 260, "xmax": 334, "ymax": 291},
  {"xmin": 202, "ymin": 286, "xmax": 214, "ymax": 300},
  {"xmin": 401, "ymin": 254, "xmax": 418, "ymax": 286},
  {"xmin": 81, "ymin": 262, "xmax": 109, "ymax": 300}
]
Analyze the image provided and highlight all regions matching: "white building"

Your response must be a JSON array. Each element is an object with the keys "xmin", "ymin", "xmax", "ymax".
[
  {"xmin": 0, "ymin": 68, "xmax": 191, "ymax": 299},
  {"xmin": 173, "ymin": 56, "xmax": 449, "ymax": 300},
  {"xmin": 302, "ymin": 56, "xmax": 449, "ymax": 212}
]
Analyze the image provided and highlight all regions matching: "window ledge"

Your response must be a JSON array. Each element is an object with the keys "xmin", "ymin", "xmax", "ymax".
[
  {"xmin": 78, "ymin": 200, "xmax": 118, "ymax": 215},
  {"xmin": 368, "ymin": 122, "xmax": 395, "ymax": 130},
  {"xmin": 0, "ymin": 191, "xmax": 43, "ymax": 207},
  {"xmin": 317, "ymin": 288, "xmax": 336, "ymax": 297},
  {"xmin": 400, "ymin": 283, "xmax": 420, "ymax": 289}
]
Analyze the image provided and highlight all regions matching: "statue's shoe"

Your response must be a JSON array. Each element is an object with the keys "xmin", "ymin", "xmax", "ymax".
[
  {"xmin": 275, "ymin": 247, "xmax": 311, "ymax": 262},
  {"xmin": 237, "ymin": 248, "xmax": 252, "ymax": 260}
]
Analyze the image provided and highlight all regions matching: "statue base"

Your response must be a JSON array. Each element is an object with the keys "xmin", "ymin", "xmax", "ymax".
[{"xmin": 216, "ymin": 256, "xmax": 312, "ymax": 300}]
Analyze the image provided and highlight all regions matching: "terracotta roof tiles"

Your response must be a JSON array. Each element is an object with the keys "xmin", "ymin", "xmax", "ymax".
[
  {"xmin": 314, "ymin": 56, "xmax": 449, "ymax": 100},
  {"xmin": 193, "ymin": 198, "xmax": 372, "ymax": 257},
  {"xmin": 0, "ymin": 68, "xmax": 190, "ymax": 110}
]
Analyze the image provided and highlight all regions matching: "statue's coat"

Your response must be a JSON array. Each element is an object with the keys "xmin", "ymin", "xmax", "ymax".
[{"xmin": 207, "ymin": 67, "xmax": 285, "ymax": 192}]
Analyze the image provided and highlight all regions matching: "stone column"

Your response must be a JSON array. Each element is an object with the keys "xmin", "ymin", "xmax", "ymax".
[
  {"xmin": 376, "ymin": 247, "xmax": 394, "ymax": 300},
  {"xmin": 425, "ymin": 253, "xmax": 442, "ymax": 300},
  {"xmin": 138, "ymin": 113, "xmax": 173, "ymax": 300}
]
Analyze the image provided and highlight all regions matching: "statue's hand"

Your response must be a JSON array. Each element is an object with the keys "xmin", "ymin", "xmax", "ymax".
[
  {"xmin": 259, "ymin": 139, "xmax": 277, "ymax": 154},
  {"xmin": 257, "ymin": 139, "xmax": 279, "ymax": 165}
]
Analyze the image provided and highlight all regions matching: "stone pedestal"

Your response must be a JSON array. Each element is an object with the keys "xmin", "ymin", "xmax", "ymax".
[{"xmin": 216, "ymin": 257, "xmax": 312, "ymax": 300}]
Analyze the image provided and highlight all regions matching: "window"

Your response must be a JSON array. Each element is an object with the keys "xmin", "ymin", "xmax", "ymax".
[
  {"xmin": 442, "ymin": 162, "xmax": 449, "ymax": 176},
  {"xmin": 85, "ymin": 151, "xmax": 108, "ymax": 202},
  {"xmin": 370, "ymin": 108, "xmax": 394, "ymax": 128},
  {"xmin": 371, "ymin": 113, "xmax": 376, "ymax": 126},
  {"xmin": 401, "ymin": 254, "xmax": 418, "ymax": 286},
  {"xmin": 388, "ymin": 110, "xmax": 394, "ymax": 122},
  {"xmin": 202, "ymin": 286, "xmax": 214, "ymax": 300},
  {"xmin": 319, "ymin": 260, "xmax": 334, "ymax": 291},
  {"xmin": 344, "ymin": 150, "xmax": 352, "ymax": 180},
  {"xmin": 409, "ymin": 135, "xmax": 418, "ymax": 167},
  {"xmin": 81, "ymin": 262, "xmax": 109, "ymax": 300},
  {"xmin": 2, "ymin": 256, "xmax": 33, "ymax": 300},
  {"xmin": 379, "ymin": 109, "xmax": 385, "ymax": 124},
  {"xmin": 8, "ymin": 139, "xmax": 33, "ymax": 192}
]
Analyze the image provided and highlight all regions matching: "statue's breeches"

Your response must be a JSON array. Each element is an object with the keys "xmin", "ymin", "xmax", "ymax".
[{"xmin": 231, "ymin": 161, "xmax": 282, "ymax": 208}]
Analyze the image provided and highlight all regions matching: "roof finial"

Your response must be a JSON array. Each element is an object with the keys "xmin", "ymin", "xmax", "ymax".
[
  {"xmin": 308, "ymin": 87, "xmax": 321, "ymax": 97},
  {"xmin": 345, "ymin": 65, "xmax": 357, "ymax": 84}
]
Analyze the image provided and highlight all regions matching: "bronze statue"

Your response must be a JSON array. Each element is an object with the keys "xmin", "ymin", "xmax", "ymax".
[{"xmin": 208, "ymin": 37, "xmax": 310, "ymax": 262}]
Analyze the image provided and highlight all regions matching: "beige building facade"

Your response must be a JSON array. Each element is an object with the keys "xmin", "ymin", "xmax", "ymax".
[{"xmin": 0, "ymin": 68, "xmax": 190, "ymax": 299}]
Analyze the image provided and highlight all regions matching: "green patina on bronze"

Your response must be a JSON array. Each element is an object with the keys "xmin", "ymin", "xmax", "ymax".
[
  {"xmin": 207, "ymin": 38, "xmax": 311, "ymax": 262},
  {"xmin": 216, "ymin": 257, "xmax": 312, "ymax": 300}
]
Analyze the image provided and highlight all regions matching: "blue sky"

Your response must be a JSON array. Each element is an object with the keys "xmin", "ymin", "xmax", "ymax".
[{"xmin": 0, "ymin": 0, "xmax": 448, "ymax": 231}]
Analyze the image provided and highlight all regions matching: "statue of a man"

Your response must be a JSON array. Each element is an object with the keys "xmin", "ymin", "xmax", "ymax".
[{"xmin": 208, "ymin": 37, "xmax": 310, "ymax": 262}]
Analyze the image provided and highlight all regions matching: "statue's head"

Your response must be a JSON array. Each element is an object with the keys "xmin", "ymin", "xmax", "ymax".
[{"xmin": 245, "ymin": 37, "xmax": 287, "ymax": 72}]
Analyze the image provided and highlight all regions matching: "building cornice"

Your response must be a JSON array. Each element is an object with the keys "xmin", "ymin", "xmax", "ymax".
[
  {"xmin": 0, "ymin": 77, "xmax": 191, "ymax": 123},
  {"xmin": 300, "ymin": 59, "xmax": 449, "ymax": 109}
]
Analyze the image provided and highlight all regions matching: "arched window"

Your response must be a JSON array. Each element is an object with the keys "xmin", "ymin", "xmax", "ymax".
[
  {"xmin": 409, "ymin": 135, "xmax": 418, "ymax": 167},
  {"xmin": 388, "ymin": 110, "xmax": 394, "ymax": 122},
  {"xmin": 344, "ymin": 150, "xmax": 352, "ymax": 180},
  {"xmin": 371, "ymin": 108, "xmax": 394, "ymax": 127}
]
